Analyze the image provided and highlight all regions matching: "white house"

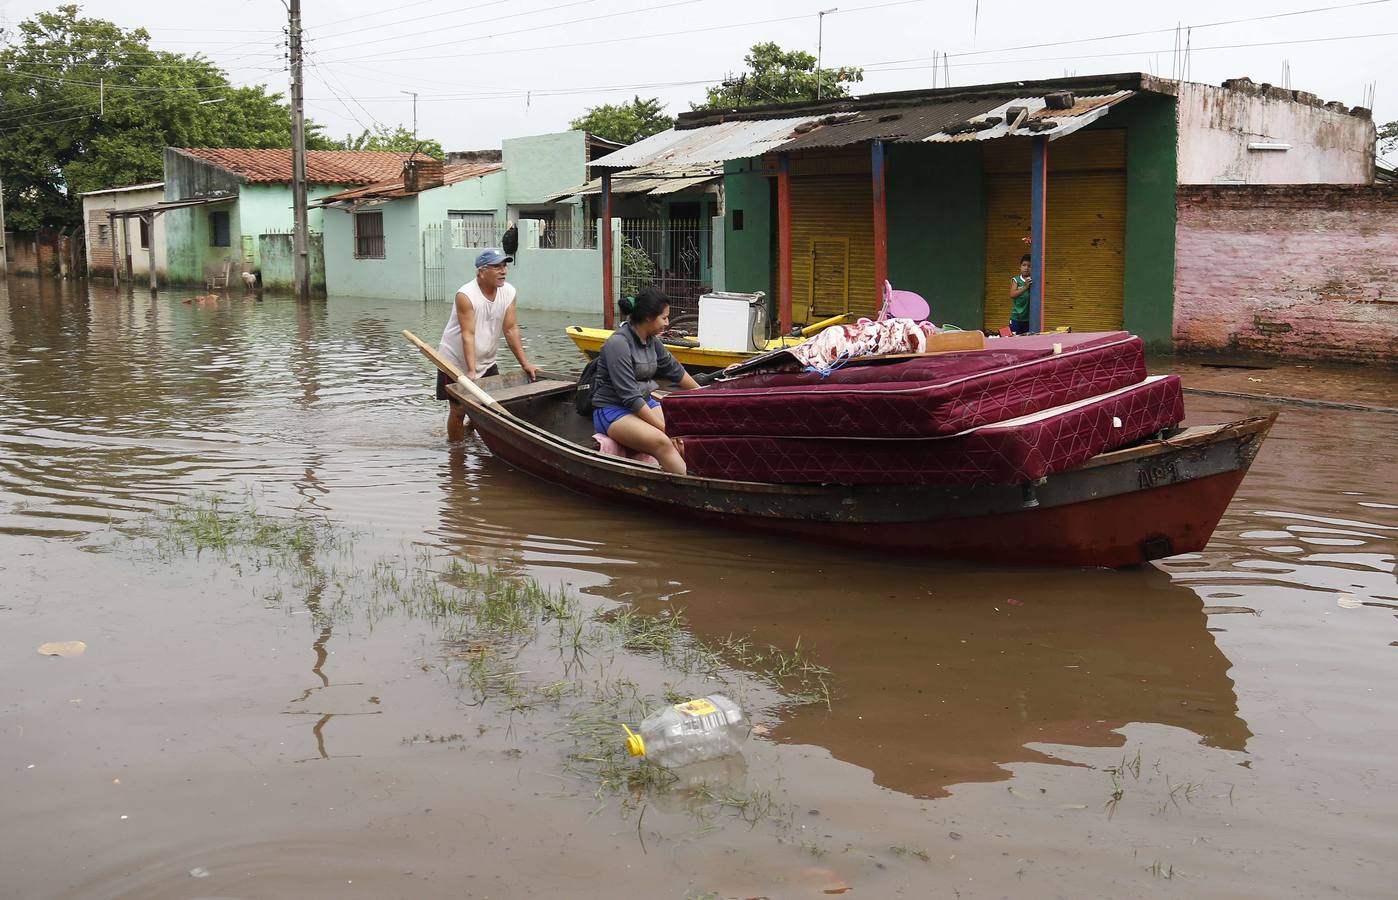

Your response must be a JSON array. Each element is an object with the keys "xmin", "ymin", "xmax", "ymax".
[{"xmin": 80, "ymin": 182, "xmax": 167, "ymax": 282}]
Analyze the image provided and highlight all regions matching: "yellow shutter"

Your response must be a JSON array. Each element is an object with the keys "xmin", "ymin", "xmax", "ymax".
[
  {"xmin": 983, "ymin": 130, "xmax": 1127, "ymax": 333},
  {"xmin": 790, "ymin": 174, "xmax": 876, "ymax": 324}
]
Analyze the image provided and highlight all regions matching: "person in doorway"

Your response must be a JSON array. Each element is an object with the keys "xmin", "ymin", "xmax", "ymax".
[
  {"xmin": 590, "ymin": 287, "xmax": 700, "ymax": 474},
  {"xmin": 437, "ymin": 248, "xmax": 538, "ymax": 442},
  {"xmin": 1009, "ymin": 253, "xmax": 1033, "ymax": 335}
]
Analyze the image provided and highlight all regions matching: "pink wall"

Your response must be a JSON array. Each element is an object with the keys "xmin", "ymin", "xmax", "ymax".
[{"xmin": 1174, "ymin": 185, "xmax": 1398, "ymax": 363}]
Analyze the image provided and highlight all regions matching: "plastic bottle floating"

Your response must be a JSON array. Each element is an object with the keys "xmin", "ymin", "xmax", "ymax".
[{"xmin": 623, "ymin": 694, "xmax": 750, "ymax": 768}]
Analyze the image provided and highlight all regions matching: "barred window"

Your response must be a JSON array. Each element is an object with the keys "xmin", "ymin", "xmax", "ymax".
[{"xmin": 355, "ymin": 211, "xmax": 385, "ymax": 259}]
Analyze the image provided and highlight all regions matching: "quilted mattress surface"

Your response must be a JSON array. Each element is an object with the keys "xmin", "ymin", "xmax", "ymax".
[
  {"xmin": 681, "ymin": 374, "xmax": 1184, "ymax": 485},
  {"xmin": 666, "ymin": 332, "xmax": 1146, "ymax": 439}
]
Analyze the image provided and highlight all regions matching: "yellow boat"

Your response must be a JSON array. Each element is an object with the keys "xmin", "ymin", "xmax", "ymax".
[{"xmin": 565, "ymin": 314, "xmax": 850, "ymax": 373}]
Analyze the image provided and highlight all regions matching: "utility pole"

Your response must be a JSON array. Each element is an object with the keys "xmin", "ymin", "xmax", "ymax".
[
  {"xmin": 289, "ymin": 0, "xmax": 310, "ymax": 302},
  {"xmin": 401, "ymin": 90, "xmax": 418, "ymax": 137},
  {"xmin": 0, "ymin": 176, "xmax": 8, "ymax": 278},
  {"xmin": 816, "ymin": 8, "xmax": 838, "ymax": 101}
]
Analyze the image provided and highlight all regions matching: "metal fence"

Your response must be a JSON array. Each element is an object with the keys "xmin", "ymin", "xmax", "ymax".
[
  {"xmin": 449, "ymin": 215, "xmax": 509, "ymax": 250},
  {"xmin": 618, "ymin": 218, "xmax": 712, "ymax": 314}
]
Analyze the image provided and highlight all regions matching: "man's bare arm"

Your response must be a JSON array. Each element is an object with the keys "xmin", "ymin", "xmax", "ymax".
[
  {"xmin": 456, "ymin": 291, "xmax": 478, "ymax": 377},
  {"xmin": 502, "ymin": 300, "xmax": 538, "ymax": 380}
]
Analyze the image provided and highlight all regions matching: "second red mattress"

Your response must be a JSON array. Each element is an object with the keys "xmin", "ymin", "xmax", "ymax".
[
  {"xmin": 666, "ymin": 332, "xmax": 1146, "ymax": 439},
  {"xmin": 681, "ymin": 375, "xmax": 1184, "ymax": 485}
]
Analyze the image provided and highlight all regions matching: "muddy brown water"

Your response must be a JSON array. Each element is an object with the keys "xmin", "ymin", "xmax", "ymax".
[{"xmin": 2, "ymin": 278, "xmax": 1396, "ymax": 898}]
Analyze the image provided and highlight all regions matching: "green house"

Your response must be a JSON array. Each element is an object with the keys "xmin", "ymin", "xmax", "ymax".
[{"xmin": 160, "ymin": 148, "xmax": 417, "ymax": 290}]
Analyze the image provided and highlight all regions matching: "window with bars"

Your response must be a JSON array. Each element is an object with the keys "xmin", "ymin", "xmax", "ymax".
[
  {"xmin": 355, "ymin": 211, "xmax": 385, "ymax": 259},
  {"xmin": 97, "ymin": 224, "xmax": 111, "ymax": 245}
]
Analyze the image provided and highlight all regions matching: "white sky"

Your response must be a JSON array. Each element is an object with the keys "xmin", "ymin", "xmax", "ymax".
[{"xmin": 2, "ymin": 0, "xmax": 1394, "ymax": 158}]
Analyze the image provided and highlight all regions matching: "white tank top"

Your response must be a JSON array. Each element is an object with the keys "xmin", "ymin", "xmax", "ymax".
[{"xmin": 439, "ymin": 279, "xmax": 515, "ymax": 375}]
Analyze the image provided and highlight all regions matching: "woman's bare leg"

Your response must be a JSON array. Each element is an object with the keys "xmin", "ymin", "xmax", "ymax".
[{"xmin": 607, "ymin": 414, "xmax": 686, "ymax": 475}]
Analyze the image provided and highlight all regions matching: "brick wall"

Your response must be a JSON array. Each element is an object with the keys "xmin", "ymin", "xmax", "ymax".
[
  {"xmin": 88, "ymin": 209, "xmax": 115, "ymax": 275},
  {"xmin": 1174, "ymin": 185, "xmax": 1398, "ymax": 363}
]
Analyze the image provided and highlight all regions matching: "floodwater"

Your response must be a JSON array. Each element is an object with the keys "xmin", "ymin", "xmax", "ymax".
[{"xmin": 2, "ymin": 277, "xmax": 1396, "ymax": 899}]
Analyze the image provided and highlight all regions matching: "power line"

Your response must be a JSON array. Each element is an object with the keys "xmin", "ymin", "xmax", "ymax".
[
  {"xmin": 319, "ymin": 0, "xmax": 928, "ymax": 64},
  {"xmin": 855, "ymin": 0, "xmax": 1394, "ymax": 69},
  {"xmin": 860, "ymin": 30, "xmax": 1398, "ymax": 74},
  {"xmin": 309, "ymin": 0, "xmax": 515, "ymax": 44},
  {"xmin": 323, "ymin": 0, "xmax": 704, "ymax": 58},
  {"xmin": 307, "ymin": 0, "xmax": 460, "ymax": 35}
]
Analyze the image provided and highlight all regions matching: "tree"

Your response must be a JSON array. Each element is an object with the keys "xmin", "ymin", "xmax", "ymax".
[
  {"xmin": 0, "ymin": 4, "xmax": 338, "ymax": 231},
  {"xmin": 344, "ymin": 123, "xmax": 443, "ymax": 159},
  {"xmin": 697, "ymin": 42, "xmax": 863, "ymax": 110},
  {"xmin": 1379, "ymin": 120, "xmax": 1398, "ymax": 157},
  {"xmin": 570, "ymin": 96, "xmax": 673, "ymax": 145}
]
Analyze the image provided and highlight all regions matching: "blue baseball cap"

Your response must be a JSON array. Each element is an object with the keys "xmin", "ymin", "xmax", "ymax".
[{"xmin": 475, "ymin": 248, "xmax": 513, "ymax": 267}]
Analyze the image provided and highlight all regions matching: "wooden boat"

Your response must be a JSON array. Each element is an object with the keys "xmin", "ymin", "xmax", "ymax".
[
  {"xmin": 434, "ymin": 364, "xmax": 1275, "ymax": 569},
  {"xmin": 564, "ymin": 319, "xmax": 986, "ymax": 374}
]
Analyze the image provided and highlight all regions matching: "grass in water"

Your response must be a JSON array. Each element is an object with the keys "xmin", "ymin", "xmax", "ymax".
[{"xmin": 132, "ymin": 493, "xmax": 831, "ymax": 832}]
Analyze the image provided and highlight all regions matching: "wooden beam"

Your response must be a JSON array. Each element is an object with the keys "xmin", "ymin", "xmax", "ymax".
[
  {"xmin": 144, "ymin": 213, "xmax": 157, "ymax": 291},
  {"xmin": 872, "ymin": 140, "xmax": 889, "ymax": 306},
  {"xmin": 601, "ymin": 172, "xmax": 614, "ymax": 329},
  {"xmin": 777, "ymin": 152, "xmax": 793, "ymax": 336},
  {"xmin": 108, "ymin": 211, "xmax": 119, "ymax": 287},
  {"xmin": 1029, "ymin": 136, "xmax": 1048, "ymax": 332},
  {"xmin": 120, "ymin": 214, "xmax": 133, "ymax": 287}
]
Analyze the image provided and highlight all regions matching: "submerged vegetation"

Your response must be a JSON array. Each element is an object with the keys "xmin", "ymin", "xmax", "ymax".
[{"xmin": 130, "ymin": 493, "xmax": 832, "ymax": 829}]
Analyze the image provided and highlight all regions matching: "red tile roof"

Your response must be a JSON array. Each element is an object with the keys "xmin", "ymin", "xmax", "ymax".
[
  {"xmin": 316, "ymin": 162, "xmax": 504, "ymax": 203},
  {"xmin": 173, "ymin": 148, "xmax": 426, "ymax": 185}
]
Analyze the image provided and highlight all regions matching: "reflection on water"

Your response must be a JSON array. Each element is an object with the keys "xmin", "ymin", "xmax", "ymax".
[{"xmin": 4, "ymin": 277, "xmax": 1398, "ymax": 896}]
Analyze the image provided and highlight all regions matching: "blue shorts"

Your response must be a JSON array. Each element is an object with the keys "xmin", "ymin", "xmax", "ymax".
[
  {"xmin": 1009, "ymin": 319, "xmax": 1032, "ymax": 335},
  {"xmin": 592, "ymin": 397, "xmax": 659, "ymax": 435}
]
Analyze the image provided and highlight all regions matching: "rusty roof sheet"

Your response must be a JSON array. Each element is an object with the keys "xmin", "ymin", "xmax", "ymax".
[
  {"xmin": 174, "ymin": 148, "xmax": 424, "ymax": 185},
  {"xmin": 924, "ymin": 91, "xmax": 1135, "ymax": 143},
  {"xmin": 549, "ymin": 164, "xmax": 722, "ymax": 200},
  {"xmin": 590, "ymin": 117, "xmax": 820, "ymax": 169},
  {"xmin": 777, "ymin": 97, "xmax": 1003, "ymax": 151},
  {"xmin": 315, "ymin": 163, "xmax": 503, "ymax": 204}
]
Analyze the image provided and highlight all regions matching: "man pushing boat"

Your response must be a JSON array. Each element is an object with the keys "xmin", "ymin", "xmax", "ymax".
[{"xmin": 437, "ymin": 248, "xmax": 538, "ymax": 441}]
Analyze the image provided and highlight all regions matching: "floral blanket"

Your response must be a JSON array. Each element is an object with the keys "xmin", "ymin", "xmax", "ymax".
[{"xmin": 788, "ymin": 318, "xmax": 934, "ymax": 371}]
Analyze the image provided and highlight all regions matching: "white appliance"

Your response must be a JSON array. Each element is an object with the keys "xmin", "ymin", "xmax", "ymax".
[{"xmin": 697, "ymin": 292, "xmax": 768, "ymax": 351}]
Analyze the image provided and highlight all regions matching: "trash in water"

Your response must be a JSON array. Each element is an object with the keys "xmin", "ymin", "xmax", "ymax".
[
  {"xmin": 188, "ymin": 867, "xmax": 210, "ymax": 879},
  {"xmin": 623, "ymin": 694, "xmax": 749, "ymax": 768},
  {"xmin": 1201, "ymin": 606, "xmax": 1258, "ymax": 616},
  {"xmin": 37, "ymin": 641, "xmax": 86, "ymax": 657}
]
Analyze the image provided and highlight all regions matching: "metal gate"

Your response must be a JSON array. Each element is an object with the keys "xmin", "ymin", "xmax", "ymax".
[{"xmin": 423, "ymin": 224, "xmax": 446, "ymax": 302}]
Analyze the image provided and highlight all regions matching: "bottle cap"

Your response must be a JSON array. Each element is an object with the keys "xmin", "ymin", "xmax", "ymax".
[{"xmin": 622, "ymin": 723, "xmax": 646, "ymax": 757}]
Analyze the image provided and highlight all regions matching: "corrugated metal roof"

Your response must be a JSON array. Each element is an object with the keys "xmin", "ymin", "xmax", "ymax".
[
  {"xmin": 587, "ymin": 92, "xmax": 1137, "ymax": 172},
  {"xmin": 315, "ymin": 163, "xmax": 502, "ymax": 204},
  {"xmin": 173, "ymin": 149, "xmax": 422, "ymax": 185},
  {"xmin": 590, "ymin": 117, "xmax": 820, "ymax": 169},
  {"xmin": 549, "ymin": 164, "xmax": 723, "ymax": 200},
  {"xmin": 777, "ymin": 97, "xmax": 1002, "ymax": 151},
  {"xmin": 924, "ymin": 91, "xmax": 1135, "ymax": 143}
]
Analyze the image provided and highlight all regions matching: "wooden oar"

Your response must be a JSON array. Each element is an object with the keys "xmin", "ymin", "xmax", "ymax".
[{"xmin": 401, "ymin": 329, "xmax": 510, "ymax": 415}]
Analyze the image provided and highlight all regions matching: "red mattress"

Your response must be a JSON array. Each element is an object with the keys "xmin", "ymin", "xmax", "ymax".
[
  {"xmin": 681, "ymin": 375, "xmax": 1184, "ymax": 485},
  {"xmin": 666, "ymin": 332, "xmax": 1146, "ymax": 439}
]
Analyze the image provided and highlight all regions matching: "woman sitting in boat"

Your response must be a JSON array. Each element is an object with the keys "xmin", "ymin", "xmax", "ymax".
[{"xmin": 591, "ymin": 287, "xmax": 700, "ymax": 474}]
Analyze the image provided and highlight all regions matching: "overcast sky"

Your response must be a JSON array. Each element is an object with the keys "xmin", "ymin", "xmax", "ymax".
[{"xmin": 3, "ymin": 0, "xmax": 1394, "ymax": 159}]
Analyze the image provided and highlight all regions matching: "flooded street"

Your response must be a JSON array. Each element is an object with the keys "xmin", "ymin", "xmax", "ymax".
[{"xmin": 3, "ymin": 277, "xmax": 1396, "ymax": 898}]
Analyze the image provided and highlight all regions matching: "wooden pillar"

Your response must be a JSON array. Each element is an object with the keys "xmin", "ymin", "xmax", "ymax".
[
  {"xmin": 108, "ymin": 211, "xmax": 119, "ymax": 287},
  {"xmin": 601, "ymin": 172, "xmax": 614, "ymax": 329},
  {"xmin": 120, "ymin": 215, "xmax": 134, "ymax": 287},
  {"xmin": 777, "ymin": 152, "xmax": 793, "ymax": 336},
  {"xmin": 871, "ymin": 140, "xmax": 889, "ymax": 305},
  {"xmin": 145, "ymin": 214, "xmax": 157, "ymax": 291},
  {"xmin": 1029, "ymin": 136, "xmax": 1048, "ymax": 332}
]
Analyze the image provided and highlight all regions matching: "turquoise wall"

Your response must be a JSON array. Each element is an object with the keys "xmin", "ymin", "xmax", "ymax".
[
  {"xmin": 322, "ymin": 200, "xmax": 419, "ymax": 299},
  {"xmin": 887, "ymin": 142, "xmax": 985, "ymax": 331},
  {"xmin": 164, "ymin": 199, "xmax": 238, "ymax": 285},
  {"xmin": 443, "ymin": 219, "xmax": 605, "ymax": 314},
  {"xmin": 323, "ymin": 171, "xmax": 509, "ymax": 301},
  {"xmin": 260, "ymin": 232, "xmax": 326, "ymax": 293},
  {"xmin": 503, "ymin": 132, "xmax": 585, "ymax": 204},
  {"xmin": 721, "ymin": 159, "xmax": 773, "ymax": 299}
]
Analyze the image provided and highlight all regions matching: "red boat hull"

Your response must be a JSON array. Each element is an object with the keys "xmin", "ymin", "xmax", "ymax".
[{"xmin": 453, "ymin": 375, "xmax": 1273, "ymax": 569}]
